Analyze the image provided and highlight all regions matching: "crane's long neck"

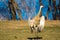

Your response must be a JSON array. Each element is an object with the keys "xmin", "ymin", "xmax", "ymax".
[{"xmin": 38, "ymin": 6, "xmax": 43, "ymax": 14}]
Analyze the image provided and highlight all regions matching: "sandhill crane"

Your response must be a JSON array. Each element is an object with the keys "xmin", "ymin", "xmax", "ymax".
[
  {"xmin": 36, "ymin": 5, "xmax": 45, "ymax": 32},
  {"xmin": 35, "ymin": 5, "xmax": 45, "ymax": 32},
  {"xmin": 28, "ymin": 5, "xmax": 44, "ymax": 33}
]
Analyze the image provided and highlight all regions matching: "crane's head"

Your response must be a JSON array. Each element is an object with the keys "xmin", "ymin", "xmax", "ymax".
[{"xmin": 40, "ymin": 5, "xmax": 43, "ymax": 9}]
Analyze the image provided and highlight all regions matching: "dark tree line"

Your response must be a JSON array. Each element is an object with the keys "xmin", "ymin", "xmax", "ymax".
[{"xmin": 8, "ymin": 0, "xmax": 22, "ymax": 20}]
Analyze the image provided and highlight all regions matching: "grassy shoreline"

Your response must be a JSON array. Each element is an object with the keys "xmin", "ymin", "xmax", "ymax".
[
  {"xmin": 0, "ymin": 20, "xmax": 60, "ymax": 29},
  {"xmin": 0, "ymin": 20, "xmax": 60, "ymax": 40}
]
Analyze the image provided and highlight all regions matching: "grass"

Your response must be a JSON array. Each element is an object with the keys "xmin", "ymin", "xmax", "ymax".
[
  {"xmin": 0, "ymin": 20, "xmax": 60, "ymax": 40},
  {"xmin": 0, "ymin": 27, "xmax": 60, "ymax": 40}
]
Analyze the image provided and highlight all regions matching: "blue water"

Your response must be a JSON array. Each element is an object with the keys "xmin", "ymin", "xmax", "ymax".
[{"xmin": 0, "ymin": 0, "xmax": 60, "ymax": 20}]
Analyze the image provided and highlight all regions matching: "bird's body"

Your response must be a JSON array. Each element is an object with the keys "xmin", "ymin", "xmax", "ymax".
[
  {"xmin": 38, "ymin": 16, "xmax": 45, "ymax": 31},
  {"xmin": 28, "ymin": 5, "xmax": 45, "ymax": 33}
]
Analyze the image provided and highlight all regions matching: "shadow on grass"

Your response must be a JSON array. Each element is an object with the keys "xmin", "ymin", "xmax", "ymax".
[{"xmin": 27, "ymin": 36, "xmax": 42, "ymax": 40}]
